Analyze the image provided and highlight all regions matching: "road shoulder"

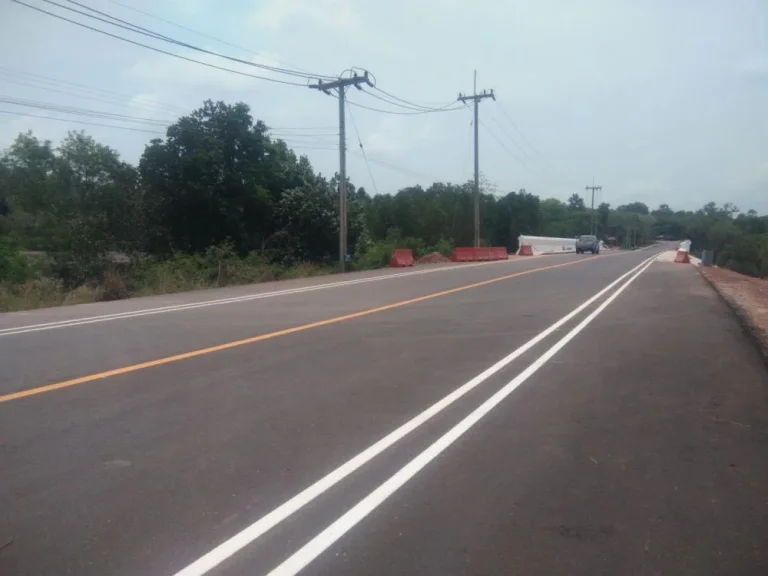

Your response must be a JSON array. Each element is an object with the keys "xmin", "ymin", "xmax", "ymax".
[{"xmin": 697, "ymin": 265, "xmax": 768, "ymax": 367}]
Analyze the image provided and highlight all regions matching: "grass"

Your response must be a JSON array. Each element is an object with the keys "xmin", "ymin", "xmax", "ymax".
[{"xmin": 0, "ymin": 251, "xmax": 334, "ymax": 313}]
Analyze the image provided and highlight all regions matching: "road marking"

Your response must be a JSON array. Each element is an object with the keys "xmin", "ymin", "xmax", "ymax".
[
  {"xmin": 170, "ymin": 254, "xmax": 658, "ymax": 576},
  {"xmin": 0, "ymin": 258, "xmax": 542, "ymax": 337},
  {"xmin": 0, "ymin": 256, "xmax": 599, "ymax": 405},
  {"xmin": 264, "ymin": 255, "xmax": 659, "ymax": 576}
]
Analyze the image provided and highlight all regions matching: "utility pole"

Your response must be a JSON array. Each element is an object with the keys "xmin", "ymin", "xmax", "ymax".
[
  {"xmin": 310, "ymin": 71, "xmax": 372, "ymax": 272},
  {"xmin": 585, "ymin": 178, "xmax": 602, "ymax": 236},
  {"xmin": 459, "ymin": 71, "xmax": 495, "ymax": 248}
]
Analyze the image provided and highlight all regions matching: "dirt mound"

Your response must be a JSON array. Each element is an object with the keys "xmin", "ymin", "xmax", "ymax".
[{"xmin": 417, "ymin": 252, "xmax": 452, "ymax": 264}]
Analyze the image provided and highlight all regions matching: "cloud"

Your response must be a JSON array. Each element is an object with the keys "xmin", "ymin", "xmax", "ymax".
[
  {"xmin": 249, "ymin": 0, "xmax": 361, "ymax": 31},
  {"xmin": 740, "ymin": 56, "xmax": 768, "ymax": 80}
]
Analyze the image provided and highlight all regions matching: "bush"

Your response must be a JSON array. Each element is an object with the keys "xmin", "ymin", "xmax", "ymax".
[
  {"xmin": 426, "ymin": 236, "xmax": 454, "ymax": 257},
  {"xmin": 0, "ymin": 239, "xmax": 31, "ymax": 284},
  {"xmin": 354, "ymin": 241, "xmax": 395, "ymax": 270}
]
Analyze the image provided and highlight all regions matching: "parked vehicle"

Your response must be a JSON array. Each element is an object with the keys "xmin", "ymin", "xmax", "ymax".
[{"xmin": 576, "ymin": 234, "xmax": 600, "ymax": 254}]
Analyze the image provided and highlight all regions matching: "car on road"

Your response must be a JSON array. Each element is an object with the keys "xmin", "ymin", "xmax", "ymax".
[{"xmin": 576, "ymin": 234, "xmax": 600, "ymax": 254}]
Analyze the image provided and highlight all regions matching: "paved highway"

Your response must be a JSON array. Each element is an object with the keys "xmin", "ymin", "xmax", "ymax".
[{"xmin": 1, "ymin": 248, "xmax": 767, "ymax": 575}]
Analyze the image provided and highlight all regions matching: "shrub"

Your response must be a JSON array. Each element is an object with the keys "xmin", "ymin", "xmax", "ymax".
[{"xmin": 0, "ymin": 239, "xmax": 31, "ymax": 284}]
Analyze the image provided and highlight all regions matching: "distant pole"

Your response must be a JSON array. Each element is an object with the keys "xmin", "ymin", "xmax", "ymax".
[
  {"xmin": 338, "ymin": 87, "xmax": 347, "ymax": 272},
  {"xmin": 310, "ymin": 72, "xmax": 371, "ymax": 272},
  {"xmin": 459, "ymin": 71, "xmax": 495, "ymax": 248},
  {"xmin": 585, "ymin": 178, "xmax": 602, "ymax": 236}
]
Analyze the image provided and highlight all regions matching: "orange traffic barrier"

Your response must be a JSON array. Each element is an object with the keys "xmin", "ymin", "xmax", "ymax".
[
  {"xmin": 451, "ymin": 247, "xmax": 476, "ymax": 262},
  {"xmin": 518, "ymin": 244, "xmax": 534, "ymax": 256},
  {"xmin": 674, "ymin": 250, "xmax": 690, "ymax": 264},
  {"xmin": 389, "ymin": 248, "xmax": 415, "ymax": 267},
  {"xmin": 451, "ymin": 247, "xmax": 509, "ymax": 262}
]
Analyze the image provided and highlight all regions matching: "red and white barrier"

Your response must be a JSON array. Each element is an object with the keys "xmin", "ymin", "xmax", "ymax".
[
  {"xmin": 517, "ymin": 235, "xmax": 577, "ymax": 256},
  {"xmin": 389, "ymin": 249, "xmax": 415, "ymax": 267},
  {"xmin": 674, "ymin": 239, "xmax": 692, "ymax": 264},
  {"xmin": 451, "ymin": 247, "xmax": 509, "ymax": 262}
]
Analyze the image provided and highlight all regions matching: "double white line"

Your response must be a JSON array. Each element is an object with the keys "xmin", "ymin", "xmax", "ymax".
[{"xmin": 174, "ymin": 254, "xmax": 659, "ymax": 576}]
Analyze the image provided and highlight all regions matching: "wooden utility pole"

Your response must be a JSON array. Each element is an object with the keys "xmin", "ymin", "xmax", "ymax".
[
  {"xmin": 585, "ymin": 178, "xmax": 602, "ymax": 235},
  {"xmin": 459, "ymin": 71, "xmax": 495, "ymax": 248},
  {"xmin": 311, "ymin": 72, "xmax": 372, "ymax": 272}
]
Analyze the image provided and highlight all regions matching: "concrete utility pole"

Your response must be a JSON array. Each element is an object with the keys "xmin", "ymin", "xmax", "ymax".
[
  {"xmin": 585, "ymin": 178, "xmax": 602, "ymax": 235},
  {"xmin": 459, "ymin": 71, "xmax": 495, "ymax": 248},
  {"xmin": 310, "ymin": 72, "xmax": 372, "ymax": 272}
]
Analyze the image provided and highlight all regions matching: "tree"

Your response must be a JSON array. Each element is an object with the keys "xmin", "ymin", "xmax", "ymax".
[
  {"xmin": 597, "ymin": 202, "xmax": 611, "ymax": 235},
  {"xmin": 617, "ymin": 202, "xmax": 649, "ymax": 215},
  {"xmin": 140, "ymin": 100, "xmax": 277, "ymax": 254},
  {"xmin": 568, "ymin": 194, "xmax": 585, "ymax": 210}
]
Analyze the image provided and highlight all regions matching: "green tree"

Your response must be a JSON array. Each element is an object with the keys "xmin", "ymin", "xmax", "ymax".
[
  {"xmin": 140, "ymin": 100, "xmax": 277, "ymax": 255},
  {"xmin": 568, "ymin": 193, "xmax": 585, "ymax": 210}
]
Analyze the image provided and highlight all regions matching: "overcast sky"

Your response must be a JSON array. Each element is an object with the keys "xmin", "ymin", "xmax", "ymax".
[{"xmin": 1, "ymin": 0, "xmax": 767, "ymax": 213}]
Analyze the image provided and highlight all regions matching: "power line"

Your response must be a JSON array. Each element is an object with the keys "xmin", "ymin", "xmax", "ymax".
[
  {"xmin": 0, "ymin": 75, "xmax": 184, "ymax": 117},
  {"xmin": 103, "ymin": 0, "xmax": 324, "ymax": 78},
  {"xmin": 0, "ymin": 95, "xmax": 172, "ymax": 126},
  {"xmin": 478, "ymin": 119, "xmax": 541, "ymax": 175},
  {"xmin": 360, "ymin": 87, "xmax": 459, "ymax": 113},
  {"xmin": 495, "ymin": 101, "xmax": 550, "ymax": 163},
  {"xmin": 486, "ymin": 109, "xmax": 543, "ymax": 169},
  {"xmin": 266, "ymin": 126, "xmax": 337, "ymax": 131},
  {"xmin": 0, "ymin": 65, "xmax": 189, "ymax": 114},
  {"xmin": 52, "ymin": 0, "xmax": 329, "ymax": 80},
  {"xmin": 369, "ymin": 86, "xmax": 456, "ymax": 112},
  {"xmin": 347, "ymin": 94, "xmax": 466, "ymax": 116},
  {"xmin": 493, "ymin": 100, "xmax": 575, "ymax": 185},
  {"xmin": 351, "ymin": 153, "xmax": 438, "ymax": 182},
  {"xmin": 11, "ymin": 0, "xmax": 310, "ymax": 87},
  {"xmin": 346, "ymin": 104, "xmax": 378, "ymax": 195},
  {"xmin": 0, "ymin": 109, "xmax": 165, "ymax": 134}
]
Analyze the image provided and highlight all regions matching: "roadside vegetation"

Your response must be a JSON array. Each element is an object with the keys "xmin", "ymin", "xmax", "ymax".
[{"xmin": 1, "ymin": 100, "xmax": 766, "ymax": 311}]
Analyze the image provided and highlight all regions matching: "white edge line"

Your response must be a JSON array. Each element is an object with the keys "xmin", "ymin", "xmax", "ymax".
[
  {"xmin": 266, "ymin": 255, "xmax": 659, "ymax": 576},
  {"xmin": 170, "ymin": 254, "xmax": 657, "ymax": 576},
  {"xmin": 0, "ymin": 258, "xmax": 538, "ymax": 337}
]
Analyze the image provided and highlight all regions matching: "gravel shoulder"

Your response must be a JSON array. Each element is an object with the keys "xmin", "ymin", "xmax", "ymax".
[{"xmin": 698, "ymin": 265, "xmax": 768, "ymax": 365}]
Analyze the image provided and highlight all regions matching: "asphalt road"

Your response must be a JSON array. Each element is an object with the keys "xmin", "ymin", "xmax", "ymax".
[{"xmin": 1, "ymin": 248, "xmax": 767, "ymax": 575}]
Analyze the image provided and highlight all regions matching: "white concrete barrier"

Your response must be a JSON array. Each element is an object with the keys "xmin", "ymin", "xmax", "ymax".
[{"xmin": 517, "ymin": 235, "xmax": 577, "ymax": 256}]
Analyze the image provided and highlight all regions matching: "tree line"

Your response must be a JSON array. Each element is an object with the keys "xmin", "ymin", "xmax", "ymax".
[{"xmin": 1, "ymin": 100, "xmax": 766, "ymax": 310}]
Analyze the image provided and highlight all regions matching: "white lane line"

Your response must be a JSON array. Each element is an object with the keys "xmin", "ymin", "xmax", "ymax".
[
  {"xmin": 265, "ymin": 255, "xmax": 659, "ymax": 576},
  {"xmin": 0, "ymin": 258, "xmax": 538, "ymax": 337},
  {"xmin": 170, "ymin": 254, "xmax": 657, "ymax": 576}
]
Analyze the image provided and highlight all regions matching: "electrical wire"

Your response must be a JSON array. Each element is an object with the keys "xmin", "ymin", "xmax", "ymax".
[
  {"xmin": 347, "ymin": 96, "xmax": 466, "ymax": 116},
  {"xmin": 0, "ymin": 66, "xmax": 189, "ymax": 114},
  {"xmin": 478, "ymin": 119, "xmax": 540, "ymax": 175},
  {"xmin": 360, "ymin": 89, "xmax": 448, "ymax": 112},
  {"xmin": 0, "ymin": 95, "xmax": 172, "ymax": 126},
  {"xmin": 346, "ymin": 104, "xmax": 378, "ymax": 195},
  {"xmin": 493, "ymin": 100, "xmax": 577, "ymax": 186},
  {"xmin": 53, "ymin": 0, "xmax": 331, "ymax": 80},
  {"xmin": 495, "ymin": 101, "xmax": 550, "ymax": 165},
  {"xmin": 370, "ymin": 86, "xmax": 457, "ymax": 112},
  {"xmin": 358, "ymin": 88, "xmax": 465, "ymax": 114},
  {"xmin": 486, "ymin": 110, "xmax": 540, "ymax": 167},
  {"xmin": 0, "ymin": 75, "xmax": 184, "ymax": 117},
  {"xmin": 10, "ymin": 0, "xmax": 310, "ymax": 87},
  {"xmin": 349, "ymin": 152, "xmax": 437, "ymax": 181},
  {"xmin": 0, "ymin": 109, "xmax": 166, "ymax": 134},
  {"xmin": 103, "ymin": 0, "xmax": 326, "ymax": 78}
]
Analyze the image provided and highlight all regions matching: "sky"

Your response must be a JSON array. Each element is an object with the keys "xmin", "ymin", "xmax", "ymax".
[{"xmin": 1, "ymin": 0, "xmax": 767, "ymax": 213}]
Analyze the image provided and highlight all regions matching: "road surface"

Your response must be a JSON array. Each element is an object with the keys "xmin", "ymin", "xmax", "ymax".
[{"xmin": 1, "ymin": 248, "xmax": 767, "ymax": 575}]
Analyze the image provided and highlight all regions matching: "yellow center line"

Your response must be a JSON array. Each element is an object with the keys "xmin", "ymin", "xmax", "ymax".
[{"xmin": 0, "ymin": 256, "xmax": 602, "ymax": 404}]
